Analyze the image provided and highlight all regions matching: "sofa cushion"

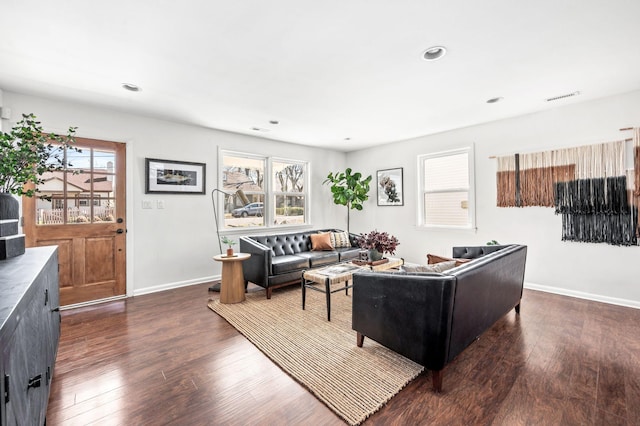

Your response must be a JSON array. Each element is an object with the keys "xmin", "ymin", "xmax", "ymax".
[
  {"xmin": 310, "ymin": 232, "xmax": 334, "ymax": 251},
  {"xmin": 427, "ymin": 254, "xmax": 472, "ymax": 267},
  {"xmin": 271, "ymin": 255, "xmax": 309, "ymax": 275},
  {"xmin": 402, "ymin": 261, "xmax": 456, "ymax": 273},
  {"xmin": 297, "ymin": 251, "xmax": 339, "ymax": 267},
  {"xmin": 330, "ymin": 231, "xmax": 351, "ymax": 248},
  {"xmin": 336, "ymin": 247, "xmax": 361, "ymax": 262}
]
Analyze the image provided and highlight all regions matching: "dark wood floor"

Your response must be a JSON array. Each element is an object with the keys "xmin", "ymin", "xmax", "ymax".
[{"xmin": 47, "ymin": 283, "xmax": 640, "ymax": 425}]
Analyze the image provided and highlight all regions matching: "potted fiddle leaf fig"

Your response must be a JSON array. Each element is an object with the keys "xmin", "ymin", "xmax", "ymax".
[{"xmin": 323, "ymin": 168, "xmax": 372, "ymax": 234}]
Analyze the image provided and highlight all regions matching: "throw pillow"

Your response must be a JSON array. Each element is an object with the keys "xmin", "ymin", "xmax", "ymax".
[
  {"xmin": 427, "ymin": 254, "xmax": 472, "ymax": 267},
  {"xmin": 330, "ymin": 231, "xmax": 351, "ymax": 248},
  {"xmin": 310, "ymin": 232, "xmax": 334, "ymax": 251},
  {"xmin": 402, "ymin": 260, "xmax": 457, "ymax": 273}
]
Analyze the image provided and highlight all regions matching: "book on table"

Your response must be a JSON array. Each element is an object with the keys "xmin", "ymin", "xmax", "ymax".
[{"xmin": 315, "ymin": 264, "xmax": 361, "ymax": 276}]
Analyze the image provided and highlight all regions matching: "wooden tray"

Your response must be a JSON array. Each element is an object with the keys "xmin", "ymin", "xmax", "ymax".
[{"xmin": 352, "ymin": 258, "xmax": 389, "ymax": 266}]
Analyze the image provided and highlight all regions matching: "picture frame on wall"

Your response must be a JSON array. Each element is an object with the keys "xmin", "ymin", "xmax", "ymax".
[
  {"xmin": 376, "ymin": 167, "xmax": 403, "ymax": 206},
  {"xmin": 145, "ymin": 158, "xmax": 206, "ymax": 194}
]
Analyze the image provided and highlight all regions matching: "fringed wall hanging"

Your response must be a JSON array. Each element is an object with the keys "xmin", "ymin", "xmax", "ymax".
[
  {"xmin": 555, "ymin": 176, "xmax": 637, "ymax": 245},
  {"xmin": 495, "ymin": 139, "xmax": 638, "ymax": 246},
  {"xmin": 634, "ymin": 128, "xmax": 640, "ymax": 237}
]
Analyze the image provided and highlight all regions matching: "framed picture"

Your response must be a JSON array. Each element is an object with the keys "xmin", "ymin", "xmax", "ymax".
[
  {"xmin": 377, "ymin": 167, "xmax": 403, "ymax": 206},
  {"xmin": 145, "ymin": 158, "xmax": 206, "ymax": 194}
]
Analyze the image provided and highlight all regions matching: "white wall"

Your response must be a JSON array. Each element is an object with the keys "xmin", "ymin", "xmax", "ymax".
[
  {"xmin": 5, "ymin": 89, "xmax": 640, "ymax": 308},
  {"xmin": 347, "ymin": 90, "xmax": 640, "ymax": 308},
  {"xmin": 3, "ymin": 91, "xmax": 347, "ymax": 295}
]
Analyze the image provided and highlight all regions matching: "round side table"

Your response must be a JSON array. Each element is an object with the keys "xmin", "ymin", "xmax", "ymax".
[{"xmin": 213, "ymin": 252, "xmax": 251, "ymax": 304}]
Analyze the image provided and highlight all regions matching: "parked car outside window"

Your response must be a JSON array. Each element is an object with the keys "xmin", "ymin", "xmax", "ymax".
[{"xmin": 232, "ymin": 202, "xmax": 264, "ymax": 218}]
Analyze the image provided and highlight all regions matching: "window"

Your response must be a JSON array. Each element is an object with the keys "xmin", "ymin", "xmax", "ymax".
[
  {"xmin": 36, "ymin": 145, "xmax": 117, "ymax": 225},
  {"xmin": 418, "ymin": 147, "xmax": 475, "ymax": 229},
  {"xmin": 273, "ymin": 161, "xmax": 306, "ymax": 226},
  {"xmin": 221, "ymin": 151, "xmax": 308, "ymax": 229}
]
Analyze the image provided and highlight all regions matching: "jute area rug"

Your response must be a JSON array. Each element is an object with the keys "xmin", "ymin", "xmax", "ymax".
[{"xmin": 208, "ymin": 285, "xmax": 424, "ymax": 426}]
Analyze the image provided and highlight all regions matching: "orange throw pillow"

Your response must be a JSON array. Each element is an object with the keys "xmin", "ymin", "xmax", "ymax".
[
  {"xmin": 427, "ymin": 254, "xmax": 472, "ymax": 267},
  {"xmin": 311, "ymin": 232, "xmax": 334, "ymax": 251}
]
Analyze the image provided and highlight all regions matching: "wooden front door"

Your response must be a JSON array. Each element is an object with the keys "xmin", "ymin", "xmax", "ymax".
[{"xmin": 23, "ymin": 137, "xmax": 126, "ymax": 306}]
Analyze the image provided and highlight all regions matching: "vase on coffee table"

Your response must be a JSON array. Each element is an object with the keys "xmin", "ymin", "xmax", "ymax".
[{"xmin": 368, "ymin": 249, "xmax": 383, "ymax": 262}]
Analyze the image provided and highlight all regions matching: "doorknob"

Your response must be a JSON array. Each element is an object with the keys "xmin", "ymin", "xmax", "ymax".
[{"xmin": 116, "ymin": 229, "xmax": 124, "ymax": 234}]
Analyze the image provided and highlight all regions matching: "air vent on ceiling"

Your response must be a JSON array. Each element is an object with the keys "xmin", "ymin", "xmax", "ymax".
[{"xmin": 546, "ymin": 91, "xmax": 580, "ymax": 102}]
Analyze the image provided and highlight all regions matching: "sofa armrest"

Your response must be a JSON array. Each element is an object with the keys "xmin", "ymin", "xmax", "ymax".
[
  {"xmin": 239, "ymin": 236, "xmax": 271, "ymax": 287},
  {"xmin": 352, "ymin": 270, "xmax": 456, "ymax": 370},
  {"xmin": 446, "ymin": 244, "xmax": 527, "ymax": 360},
  {"xmin": 348, "ymin": 232, "xmax": 361, "ymax": 248}
]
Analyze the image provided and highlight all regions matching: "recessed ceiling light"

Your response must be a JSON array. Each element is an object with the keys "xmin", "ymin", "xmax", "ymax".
[
  {"xmin": 122, "ymin": 83, "xmax": 141, "ymax": 92},
  {"xmin": 486, "ymin": 97, "xmax": 504, "ymax": 104},
  {"xmin": 251, "ymin": 127, "xmax": 270, "ymax": 132},
  {"xmin": 344, "ymin": 137, "xmax": 351, "ymax": 141},
  {"xmin": 422, "ymin": 46, "xmax": 447, "ymax": 61},
  {"xmin": 269, "ymin": 120, "xmax": 279, "ymax": 125}
]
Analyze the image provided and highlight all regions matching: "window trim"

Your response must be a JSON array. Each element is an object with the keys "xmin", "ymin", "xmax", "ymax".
[
  {"xmin": 218, "ymin": 149, "xmax": 310, "ymax": 233},
  {"xmin": 417, "ymin": 146, "xmax": 476, "ymax": 230}
]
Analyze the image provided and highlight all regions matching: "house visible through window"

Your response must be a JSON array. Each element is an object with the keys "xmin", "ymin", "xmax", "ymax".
[
  {"xmin": 36, "ymin": 146, "xmax": 116, "ymax": 224},
  {"xmin": 221, "ymin": 151, "xmax": 308, "ymax": 229},
  {"xmin": 418, "ymin": 147, "xmax": 474, "ymax": 228}
]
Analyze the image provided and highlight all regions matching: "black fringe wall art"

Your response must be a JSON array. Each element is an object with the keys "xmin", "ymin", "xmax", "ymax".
[{"xmin": 555, "ymin": 176, "xmax": 637, "ymax": 245}]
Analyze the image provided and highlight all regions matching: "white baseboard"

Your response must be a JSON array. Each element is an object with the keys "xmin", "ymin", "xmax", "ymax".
[
  {"xmin": 133, "ymin": 275, "xmax": 221, "ymax": 297},
  {"xmin": 524, "ymin": 282, "xmax": 640, "ymax": 310},
  {"xmin": 61, "ymin": 295, "xmax": 127, "ymax": 311},
  {"xmin": 131, "ymin": 278, "xmax": 639, "ymax": 310}
]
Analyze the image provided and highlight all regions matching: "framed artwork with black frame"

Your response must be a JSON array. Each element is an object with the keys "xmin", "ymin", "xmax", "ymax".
[
  {"xmin": 145, "ymin": 158, "xmax": 206, "ymax": 194},
  {"xmin": 376, "ymin": 167, "xmax": 403, "ymax": 206}
]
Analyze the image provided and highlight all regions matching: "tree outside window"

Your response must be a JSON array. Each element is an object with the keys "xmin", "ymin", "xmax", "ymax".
[{"xmin": 221, "ymin": 153, "xmax": 308, "ymax": 229}]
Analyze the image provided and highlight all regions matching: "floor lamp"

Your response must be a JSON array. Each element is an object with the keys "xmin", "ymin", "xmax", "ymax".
[{"xmin": 209, "ymin": 187, "xmax": 246, "ymax": 291}]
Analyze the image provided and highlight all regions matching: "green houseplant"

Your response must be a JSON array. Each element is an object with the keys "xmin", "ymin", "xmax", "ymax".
[
  {"xmin": 0, "ymin": 113, "xmax": 78, "ymax": 259},
  {"xmin": 0, "ymin": 113, "xmax": 78, "ymax": 197},
  {"xmin": 220, "ymin": 236, "xmax": 236, "ymax": 256},
  {"xmin": 323, "ymin": 168, "xmax": 372, "ymax": 233}
]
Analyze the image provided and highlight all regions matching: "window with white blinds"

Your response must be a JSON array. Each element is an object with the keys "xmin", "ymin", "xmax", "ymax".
[{"xmin": 418, "ymin": 147, "xmax": 475, "ymax": 228}]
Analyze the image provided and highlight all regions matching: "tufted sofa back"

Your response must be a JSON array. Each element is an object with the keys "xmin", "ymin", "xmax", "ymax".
[
  {"xmin": 249, "ymin": 229, "xmax": 337, "ymax": 257},
  {"xmin": 452, "ymin": 244, "xmax": 512, "ymax": 259}
]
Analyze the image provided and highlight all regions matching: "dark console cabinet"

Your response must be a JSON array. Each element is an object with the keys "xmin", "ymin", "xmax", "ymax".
[{"xmin": 0, "ymin": 246, "xmax": 60, "ymax": 426}]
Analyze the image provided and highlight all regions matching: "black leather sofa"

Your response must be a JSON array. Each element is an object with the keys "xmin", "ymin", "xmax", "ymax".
[
  {"xmin": 240, "ymin": 229, "xmax": 361, "ymax": 299},
  {"xmin": 352, "ymin": 244, "xmax": 527, "ymax": 392}
]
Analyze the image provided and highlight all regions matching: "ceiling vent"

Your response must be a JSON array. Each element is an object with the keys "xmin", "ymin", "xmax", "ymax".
[{"xmin": 546, "ymin": 91, "xmax": 580, "ymax": 102}]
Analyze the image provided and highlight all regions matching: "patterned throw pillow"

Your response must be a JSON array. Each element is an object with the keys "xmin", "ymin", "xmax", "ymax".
[{"xmin": 330, "ymin": 231, "xmax": 351, "ymax": 248}]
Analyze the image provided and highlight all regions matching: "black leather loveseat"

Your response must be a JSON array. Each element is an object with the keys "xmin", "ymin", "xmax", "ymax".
[
  {"xmin": 352, "ymin": 244, "xmax": 527, "ymax": 392},
  {"xmin": 240, "ymin": 229, "xmax": 361, "ymax": 299}
]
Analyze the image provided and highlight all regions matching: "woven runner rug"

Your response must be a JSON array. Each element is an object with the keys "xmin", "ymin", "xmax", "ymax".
[{"xmin": 208, "ymin": 286, "xmax": 423, "ymax": 425}]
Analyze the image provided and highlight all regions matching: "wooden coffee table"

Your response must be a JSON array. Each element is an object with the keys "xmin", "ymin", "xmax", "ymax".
[{"xmin": 301, "ymin": 258, "xmax": 403, "ymax": 321}]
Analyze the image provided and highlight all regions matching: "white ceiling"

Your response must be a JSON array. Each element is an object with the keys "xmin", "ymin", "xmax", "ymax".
[{"xmin": 1, "ymin": 1, "xmax": 640, "ymax": 151}]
